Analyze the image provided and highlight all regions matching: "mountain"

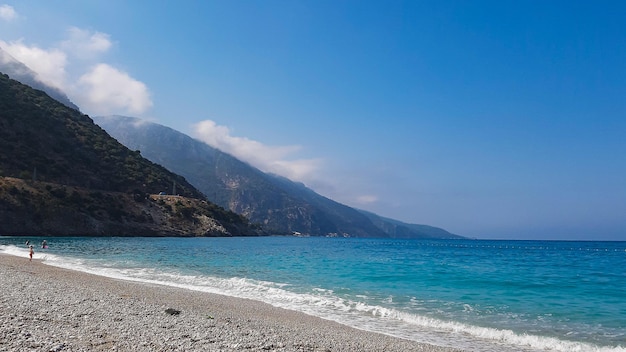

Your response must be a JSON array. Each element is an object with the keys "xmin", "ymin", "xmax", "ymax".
[
  {"xmin": 93, "ymin": 116, "xmax": 388, "ymax": 237},
  {"xmin": 0, "ymin": 73, "xmax": 258, "ymax": 237},
  {"xmin": 94, "ymin": 115, "xmax": 462, "ymax": 239},
  {"xmin": 358, "ymin": 210, "xmax": 464, "ymax": 239},
  {"xmin": 0, "ymin": 46, "xmax": 79, "ymax": 111}
]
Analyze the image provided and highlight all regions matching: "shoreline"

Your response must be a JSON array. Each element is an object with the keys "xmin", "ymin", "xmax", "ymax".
[{"xmin": 0, "ymin": 253, "xmax": 462, "ymax": 351}]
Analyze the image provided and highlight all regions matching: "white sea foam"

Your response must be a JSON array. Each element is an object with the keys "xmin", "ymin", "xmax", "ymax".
[{"xmin": 1, "ymin": 244, "xmax": 624, "ymax": 352}]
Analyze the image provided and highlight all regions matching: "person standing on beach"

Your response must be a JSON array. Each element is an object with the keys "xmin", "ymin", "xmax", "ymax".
[{"xmin": 29, "ymin": 245, "xmax": 34, "ymax": 261}]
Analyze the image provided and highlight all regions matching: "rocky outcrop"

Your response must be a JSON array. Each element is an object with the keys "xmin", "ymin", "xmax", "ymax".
[{"xmin": 0, "ymin": 177, "xmax": 258, "ymax": 237}]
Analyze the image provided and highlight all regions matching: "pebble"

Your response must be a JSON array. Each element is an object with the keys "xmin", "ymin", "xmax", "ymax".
[{"xmin": 0, "ymin": 254, "xmax": 463, "ymax": 351}]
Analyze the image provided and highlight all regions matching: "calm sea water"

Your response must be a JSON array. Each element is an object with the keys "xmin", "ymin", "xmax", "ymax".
[{"xmin": 1, "ymin": 236, "xmax": 624, "ymax": 352}]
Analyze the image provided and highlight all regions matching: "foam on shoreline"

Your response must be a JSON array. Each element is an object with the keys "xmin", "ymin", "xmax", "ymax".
[{"xmin": 0, "ymin": 253, "xmax": 463, "ymax": 352}]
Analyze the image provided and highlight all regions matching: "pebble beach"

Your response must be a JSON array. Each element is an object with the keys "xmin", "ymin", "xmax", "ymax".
[{"xmin": 0, "ymin": 254, "xmax": 461, "ymax": 352}]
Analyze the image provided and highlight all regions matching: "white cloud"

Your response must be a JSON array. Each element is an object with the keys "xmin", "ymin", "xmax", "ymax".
[
  {"xmin": 192, "ymin": 120, "xmax": 323, "ymax": 182},
  {"xmin": 62, "ymin": 27, "xmax": 112, "ymax": 59},
  {"xmin": 0, "ymin": 26, "xmax": 152, "ymax": 116},
  {"xmin": 0, "ymin": 39, "xmax": 68, "ymax": 89},
  {"xmin": 192, "ymin": 121, "xmax": 382, "ymax": 208},
  {"xmin": 76, "ymin": 63, "xmax": 152, "ymax": 115},
  {"xmin": 0, "ymin": 4, "xmax": 17, "ymax": 22},
  {"xmin": 355, "ymin": 195, "xmax": 378, "ymax": 205}
]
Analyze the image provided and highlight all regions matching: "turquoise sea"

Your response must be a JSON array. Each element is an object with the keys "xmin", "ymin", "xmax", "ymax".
[{"xmin": 1, "ymin": 236, "xmax": 624, "ymax": 351}]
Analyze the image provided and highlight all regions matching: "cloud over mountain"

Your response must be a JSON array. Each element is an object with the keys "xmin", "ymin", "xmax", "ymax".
[
  {"xmin": 192, "ymin": 120, "xmax": 323, "ymax": 183},
  {"xmin": 0, "ymin": 39, "xmax": 68, "ymax": 89},
  {"xmin": 191, "ymin": 120, "xmax": 381, "ymax": 210},
  {"xmin": 0, "ymin": 10, "xmax": 151, "ymax": 116},
  {"xmin": 0, "ymin": 4, "xmax": 380, "ymax": 216},
  {"xmin": 77, "ymin": 64, "xmax": 152, "ymax": 115}
]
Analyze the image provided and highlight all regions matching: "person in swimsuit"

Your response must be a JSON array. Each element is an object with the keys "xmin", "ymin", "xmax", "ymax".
[{"xmin": 29, "ymin": 245, "xmax": 34, "ymax": 261}]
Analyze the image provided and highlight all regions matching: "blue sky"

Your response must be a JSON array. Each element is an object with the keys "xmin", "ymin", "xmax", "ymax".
[{"xmin": 1, "ymin": 1, "xmax": 624, "ymax": 240}]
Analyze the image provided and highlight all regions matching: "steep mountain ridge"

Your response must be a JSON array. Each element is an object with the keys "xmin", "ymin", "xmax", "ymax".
[
  {"xmin": 94, "ymin": 115, "xmax": 462, "ymax": 238},
  {"xmin": 94, "ymin": 115, "xmax": 386, "ymax": 237},
  {"xmin": 358, "ymin": 210, "xmax": 463, "ymax": 239},
  {"xmin": 0, "ymin": 46, "xmax": 79, "ymax": 110},
  {"xmin": 0, "ymin": 73, "xmax": 257, "ymax": 236}
]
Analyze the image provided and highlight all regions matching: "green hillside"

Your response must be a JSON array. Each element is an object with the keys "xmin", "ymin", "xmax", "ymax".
[{"xmin": 0, "ymin": 73, "xmax": 258, "ymax": 236}]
